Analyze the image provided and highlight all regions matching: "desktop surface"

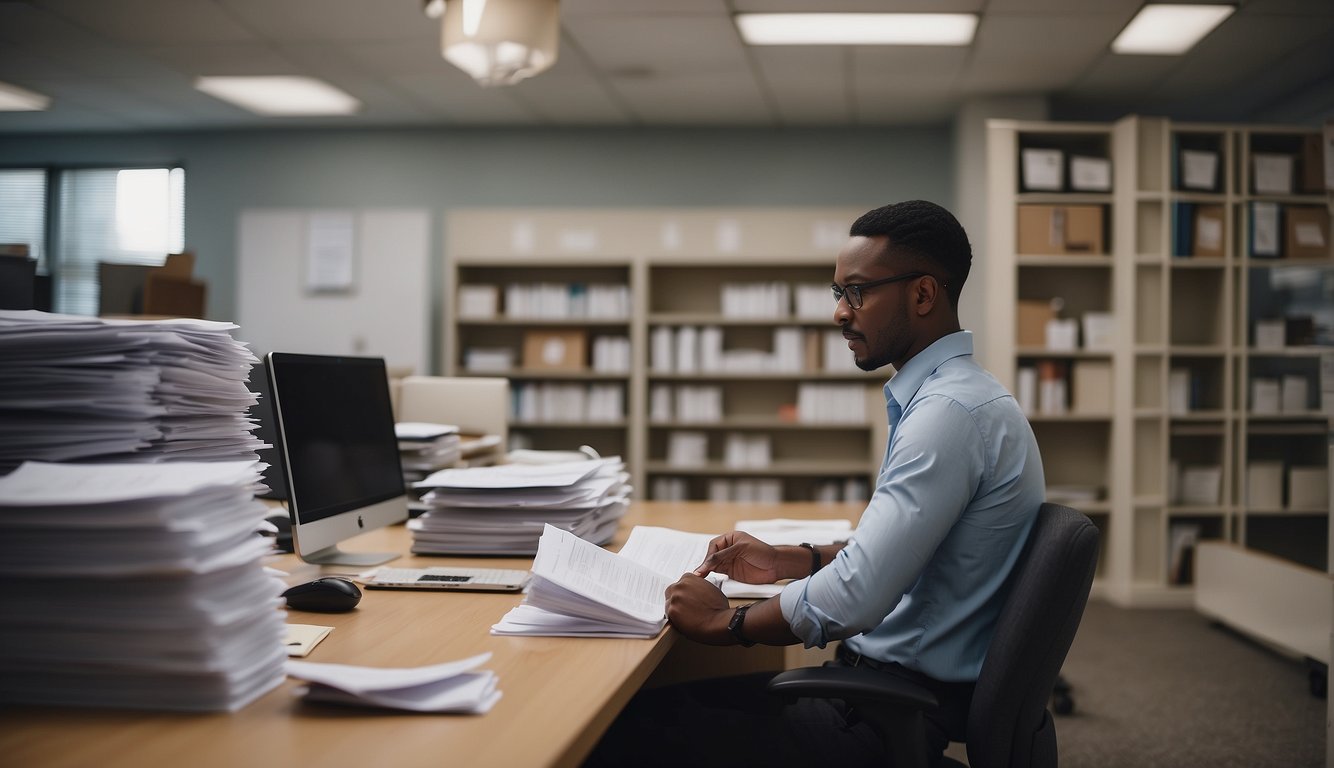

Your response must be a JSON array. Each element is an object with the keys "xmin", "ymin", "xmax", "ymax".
[{"xmin": 0, "ymin": 501, "xmax": 863, "ymax": 768}]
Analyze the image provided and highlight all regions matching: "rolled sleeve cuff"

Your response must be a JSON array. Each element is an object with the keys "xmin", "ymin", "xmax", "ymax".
[{"xmin": 779, "ymin": 576, "xmax": 834, "ymax": 649}]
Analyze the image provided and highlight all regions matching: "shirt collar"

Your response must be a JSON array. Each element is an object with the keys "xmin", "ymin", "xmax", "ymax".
[{"xmin": 885, "ymin": 330, "xmax": 974, "ymax": 409}]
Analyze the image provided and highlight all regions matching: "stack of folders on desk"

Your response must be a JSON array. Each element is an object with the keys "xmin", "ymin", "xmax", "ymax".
[
  {"xmin": 0, "ymin": 460, "xmax": 286, "ymax": 712},
  {"xmin": 286, "ymin": 652, "xmax": 500, "ymax": 713},
  {"xmin": 0, "ymin": 310, "xmax": 266, "ymax": 473},
  {"xmin": 396, "ymin": 422, "xmax": 462, "ymax": 483},
  {"xmin": 492, "ymin": 524, "xmax": 773, "ymax": 638},
  {"xmin": 409, "ymin": 458, "xmax": 631, "ymax": 556}
]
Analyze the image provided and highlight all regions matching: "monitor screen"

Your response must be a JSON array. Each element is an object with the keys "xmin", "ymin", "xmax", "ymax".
[{"xmin": 265, "ymin": 352, "xmax": 406, "ymax": 566}]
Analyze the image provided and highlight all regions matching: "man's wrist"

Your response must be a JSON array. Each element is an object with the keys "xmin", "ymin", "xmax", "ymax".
[
  {"xmin": 780, "ymin": 545, "xmax": 813, "ymax": 580},
  {"xmin": 727, "ymin": 602, "xmax": 758, "ymax": 646}
]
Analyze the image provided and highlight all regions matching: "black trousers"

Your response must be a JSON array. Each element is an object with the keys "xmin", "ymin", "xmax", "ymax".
[{"xmin": 584, "ymin": 653, "xmax": 974, "ymax": 768}]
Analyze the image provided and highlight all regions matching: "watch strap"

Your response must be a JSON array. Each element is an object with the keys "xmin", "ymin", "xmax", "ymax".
[{"xmin": 728, "ymin": 602, "xmax": 757, "ymax": 647}]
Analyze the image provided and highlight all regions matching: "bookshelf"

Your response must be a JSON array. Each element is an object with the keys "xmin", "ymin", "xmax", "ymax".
[
  {"xmin": 444, "ymin": 208, "xmax": 884, "ymax": 502},
  {"xmin": 988, "ymin": 116, "xmax": 1332, "ymax": 611}
]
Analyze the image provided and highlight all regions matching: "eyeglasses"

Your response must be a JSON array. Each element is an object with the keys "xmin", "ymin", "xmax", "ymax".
[{"xmin": 831, "ymin": 272, "xmax": 930, "ymax": 310}]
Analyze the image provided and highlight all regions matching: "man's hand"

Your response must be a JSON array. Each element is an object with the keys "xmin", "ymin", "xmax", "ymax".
[
  {"xmin": 693, "ymin": 531, "xmax": 787, "ymax": 583},
  {"xmin": 664, "ymin": 573, "xmax": 733, "ymax": 645}
]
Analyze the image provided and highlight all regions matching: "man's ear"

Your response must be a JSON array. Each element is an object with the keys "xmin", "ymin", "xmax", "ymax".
[{"xmin": 914, "ymin": 275, "xmax": 939, "ymax": 317}]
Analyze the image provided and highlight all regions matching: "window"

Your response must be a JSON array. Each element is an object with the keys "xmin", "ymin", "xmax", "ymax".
[
  {"xmin": 0, "ymin": 169, "xmax": 47, "ymax": 269},
  {"xmin": 57, "ymin": 167, "xmax": 186, "ymax": 316},
  {"xmin": 0, "ymin": 165, "xmax": 185, "ymax": 315}
]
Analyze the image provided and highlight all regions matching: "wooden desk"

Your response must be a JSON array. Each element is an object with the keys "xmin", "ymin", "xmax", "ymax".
[{"xmin": 1, "ymin": 502, "xmax": 861, "ymax": 768}]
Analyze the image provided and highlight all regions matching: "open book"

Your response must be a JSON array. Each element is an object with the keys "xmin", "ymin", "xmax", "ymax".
[{"xmin": 492, "ymin": 524, "xmax": 737, "ymax": 638}]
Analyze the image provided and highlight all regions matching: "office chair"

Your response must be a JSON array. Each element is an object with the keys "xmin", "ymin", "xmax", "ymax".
[
  {"xmin": 398, "ymin": 375, "xmax": 509, "ymax": 448},
  {"xmin": 768, "ymin": 502, "xmax": 1100, "ymax": 768}
]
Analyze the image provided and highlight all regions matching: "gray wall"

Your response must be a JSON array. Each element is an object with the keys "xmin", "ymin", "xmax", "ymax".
[{"xmin": 0, "ymin": 127, "xmax": 955, "ymax": 350}]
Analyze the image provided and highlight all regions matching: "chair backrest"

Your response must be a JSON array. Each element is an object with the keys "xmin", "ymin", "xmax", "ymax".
[
  {"xmin": 398, "ymin": 375, "xmax": 509, "ymax": 446},
  {"xmin": 966, "ymin": 502, "xmax": 1100, "ymax": 768}
]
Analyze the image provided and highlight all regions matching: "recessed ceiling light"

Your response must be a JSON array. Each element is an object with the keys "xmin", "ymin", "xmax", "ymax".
[
  {"xmin": 0, "ymin": 81, "xmax": 51, "ymax": 111},
  {"xmin": 1111, "ymin": 4, "xmax": 1234, "ymax": 55},
  {"xmin": 193, "ymin": 76, "xmax": 360, "ymax": 116},
  {"xmin": 735, "ymin": 13, "xmax": 978, "ymax": 46}
]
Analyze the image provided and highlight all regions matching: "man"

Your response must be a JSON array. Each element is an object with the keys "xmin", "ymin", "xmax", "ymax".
[{"xmin": 588, "ymin": 200, "xmax": 1044, "ymax": 767}]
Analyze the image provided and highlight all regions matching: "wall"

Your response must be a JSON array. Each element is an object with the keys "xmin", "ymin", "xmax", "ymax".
[{"xmin": 0, "ymin": 126, "xmax": 952, "ymax": 371}]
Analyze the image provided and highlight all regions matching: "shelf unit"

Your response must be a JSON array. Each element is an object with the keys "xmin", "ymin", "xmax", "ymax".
[
  {"xmin": 988, "ymin": 116, "xmax": 1332, "ymax": 610},
  {"xmin": 444, "ymin": 208, "xmax": 882, "ymax": 503}
]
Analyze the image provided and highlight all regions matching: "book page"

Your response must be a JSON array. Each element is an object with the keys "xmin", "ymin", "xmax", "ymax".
[
  {"xmin": 617, "ymin": 525, "xmax": 714, "ymax": 579},
  {"xmin": 531, "ymin": 524, "xmax": 672, "ymax": 624}
]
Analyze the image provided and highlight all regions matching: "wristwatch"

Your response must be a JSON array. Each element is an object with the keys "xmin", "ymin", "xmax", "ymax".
[{"xmin": 727, "ymin": 602, "xmax": 757, "ymax": 647}]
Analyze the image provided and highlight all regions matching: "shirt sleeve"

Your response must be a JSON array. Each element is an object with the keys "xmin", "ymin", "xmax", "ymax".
[{"xmin": 780, "ymin": 394, "xmax": 987, "ymax": 647}]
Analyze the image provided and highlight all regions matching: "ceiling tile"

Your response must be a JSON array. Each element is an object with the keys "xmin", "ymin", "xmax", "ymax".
[
  {"xmin": 766, "ymin": 83, "xmax": 851, "ymax": 125},
  {"xmin": 986, "ymin": 0, "xmax": 1138, "ymax": 13},
  {"xmin": 38, "ymin": 0, "xmax": 259, "ymax": 43},
  {"xmin": 750, "ymin": 47, "xmax": 844, "ymax": 89},
  {"xmin": 142, "ymin": 44, "xmax": 303, "ymax": 77},
  {"xmin": 562, "ymin": 0, "xmax": 724, "ymax": 16},
  {"xmin": 217, "ymin": 0, "xmax": 436, "ymax": 42},
  {"xmin": 607, "ymin": 70, "xmax": 771, "ymax": 124},
  {"xmin": 852, "ymin": 47, "xmax": 968, "ymax": 91},
  {"xmin": 390, "ymin": 73, "xmax": 537, "ymax": 123},
  {"xmin": 1059, "ymin": 55, "xmax": 1181, "ymax": 98},
  {"xmin": 854, "ymin": 91, "xmax": 957, "ymax": 124},
  {"xmin": 733, "ymin": 0, "xmax": 982, "ymax": 10},
  {"xmin": 564, "ymin": 15, "xmax": 748, "ymax": 73},
  {"xmin": 508, "ymin": 44, "xmax": 633, "ymax": 125},
  {"xmin": 1151, "ymin": 15, "xmax": 1334, "ymax": 95},
  {"xmin": 971, "ymin": 14, "xmax": 1124, "ymax": 68}
]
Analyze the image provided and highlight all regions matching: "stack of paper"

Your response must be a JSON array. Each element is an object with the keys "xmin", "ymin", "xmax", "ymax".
[
  {"xmin": 409, "ymin": 458, "xmax": 631, "ymax": 556},
  {"xmin": 286, "ymin": 652, "xmax": 500, "ymax": 713},
  {"xmin": 492, "ymin": 524, "xmax": 776, "ymax": 638},
  {"xmin": 0, "ymin": 310, "xmax": 266, "ymax": 473},
  {"xmin": 0, "ymin": 460, "xmax": 287, "ymax": 712},
  {"xmin": 396, "ymin": 422, "xmax": 462, "ymax": 483}
]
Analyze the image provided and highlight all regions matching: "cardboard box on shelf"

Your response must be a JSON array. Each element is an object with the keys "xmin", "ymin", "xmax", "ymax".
[
  {"xmin": 1020, "ymin": 148, "xmax": 1064, "ymax": 191},
  {"xmin": 522, "ymin": 329, "xmax": 588, "ymax": 371},
  {"xmin": 1288, "ymin": 467, "xmax": 1329, "ymax": 510},
  {"xmin": 1192, "ymin": 205, "xmax": 1225, "ymax": 257},
  {"xmin": 1281, "ymin": 374, "xmax": 1310, "ymax": 412},
  {"xmin": 1285, "ymin": 206, "xmax": 1330, "ymax": 260},
  {"xmin": 1071, "ymin": 360, "xmax": 1112, "ymax": 414},
  {"xmin": 1254, "ymin": 319, "xmax": 1286, "ymax": 349},
  {"xmin": 1016, "ymin": 299, "xmax": 1058, "ymax": 347},
  {"xmin": 1245, "ymin": 462, "xmax": 1283, "ymax": 509},
  {"xmin": 1016, "ymin": 205, "xmax": 1106, "ymax": 255},
  {"xmin": 1081, "ymin": 312, "xmax": 1115, "ymax": 350}
]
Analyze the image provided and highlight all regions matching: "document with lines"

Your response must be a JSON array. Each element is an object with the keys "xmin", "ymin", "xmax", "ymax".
[{"xmin": 492, "ymin": 524, "xmax": 747, "ymax": 638}]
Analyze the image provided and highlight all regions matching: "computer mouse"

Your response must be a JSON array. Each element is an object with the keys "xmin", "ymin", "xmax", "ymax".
[{"xmin": 282, "ymin": 577, "xmax": 362, "ymax": 613}]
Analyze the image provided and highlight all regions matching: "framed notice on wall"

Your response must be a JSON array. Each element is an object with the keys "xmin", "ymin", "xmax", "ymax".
[{"xmin": 305, "ymin": 211, "xmax": 356, "ymax": 293}]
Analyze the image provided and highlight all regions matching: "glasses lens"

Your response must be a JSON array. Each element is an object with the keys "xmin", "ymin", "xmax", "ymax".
[{"xmin": 847, "ymin": 285, "xmax": 861, "ymax": 309}]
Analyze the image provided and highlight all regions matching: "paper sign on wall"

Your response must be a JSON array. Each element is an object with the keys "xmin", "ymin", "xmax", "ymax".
[{"xmin": 305, "ymin": 211, "xmax": 356, "ymax": 293}]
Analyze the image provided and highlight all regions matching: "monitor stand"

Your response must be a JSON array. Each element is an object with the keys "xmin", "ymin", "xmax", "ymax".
[{"xmin": 300, "ymin": 545, "xmax": 399, "ymax": 567}]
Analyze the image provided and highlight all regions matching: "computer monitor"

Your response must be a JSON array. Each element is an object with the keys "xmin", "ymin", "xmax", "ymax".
[
  {"xmin": 246, "ymin": 362, "xmax": 287, "ymax": 501},
  {"xmin": 264, "ymin": 352, "xmax": 407, "ymax": 566}
]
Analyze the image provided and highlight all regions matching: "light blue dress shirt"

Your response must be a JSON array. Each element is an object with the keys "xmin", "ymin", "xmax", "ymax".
[{"xmin": 779, "ymin": 330, "xmax": 1045, "ymax": 683}]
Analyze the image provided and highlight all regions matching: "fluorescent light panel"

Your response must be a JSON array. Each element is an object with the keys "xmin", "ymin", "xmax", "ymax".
[
  {"xmin": 736, "ymin": 13, "xmax": 978, "ymax": 46},
  {"xmin": 0, "ymin": 81, "xmax": 51, "ymax": 111},
  {"xmin": 193, "ymin": 76, "xmax": 360, "ymax": 116},
  {"xmin": 1111, "ymin": 4, "xmax": 1234, "ymax": 55}
]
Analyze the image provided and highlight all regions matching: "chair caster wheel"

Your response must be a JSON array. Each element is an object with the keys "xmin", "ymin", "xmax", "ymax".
[{"xmin": 1052, "ymin": 692, "xmax": 1075, "ymax": 716}]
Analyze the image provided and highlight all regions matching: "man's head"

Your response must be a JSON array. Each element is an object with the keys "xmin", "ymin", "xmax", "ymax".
[{"xmin": 833, "ymin": 201, "xmax": 972, "ymax": 371}]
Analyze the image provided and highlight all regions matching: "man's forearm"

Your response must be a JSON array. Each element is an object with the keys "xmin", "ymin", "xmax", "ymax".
[
  {"xmin": 775, "ymin": 542, "xmax": 846, "ymax": 580},
  {"xmin": 737, "ymin": 596, "xmax": 801, "ymax": 646}
]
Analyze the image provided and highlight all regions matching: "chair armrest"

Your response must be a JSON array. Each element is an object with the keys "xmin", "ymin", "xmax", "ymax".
[{"xmin": 767, "ymin": 666, "xmax": 939, "ymax": 711}]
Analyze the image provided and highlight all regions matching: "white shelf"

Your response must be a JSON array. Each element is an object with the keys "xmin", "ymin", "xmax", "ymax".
[
  {"xmin": 645, "ymin": 460, "xmax": 879, "ymax": 477},
  {"xmin": 990, "ymin": 116, "xmax": 1330, "ymax": 609},
  {"xmin": 457, "ymin": 317, "xmax": 630, "ymax": 326},
  {"xmin": 444, "ymin": 208, "xmax": 880, "ymax": 502},
  {"xmin": 648, "ymin": 371, "xmax": 878, "ymax": 381},
  {"xmin": 647, "ymin": 313, "xmax": 833, "ymax": 326},
  {"xmin": 649, "ymin": 419, "xmax": 872, "ymax": 430}
]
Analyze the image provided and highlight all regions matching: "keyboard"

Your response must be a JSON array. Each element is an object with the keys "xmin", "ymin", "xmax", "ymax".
[{"xmin": 362, "ymin": 566, "xmax": 530, "ymax": 592}]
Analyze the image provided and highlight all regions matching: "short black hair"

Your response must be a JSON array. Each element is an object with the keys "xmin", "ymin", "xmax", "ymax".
[{"xmin": 849, "ymin": 200, "xmax": 972, "ymax": 306}]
